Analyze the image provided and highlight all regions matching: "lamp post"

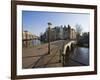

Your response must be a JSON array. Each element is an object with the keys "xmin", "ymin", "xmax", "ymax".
[
  {"xmin": 48, "ymin": 22, "xmax": 52, "ymax": 54},
  {"xmin": 24, "ymin": 30, "xmax": 28, "ymax": 47}
]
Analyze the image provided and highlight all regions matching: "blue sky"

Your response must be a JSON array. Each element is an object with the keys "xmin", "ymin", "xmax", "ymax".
[{"xmin": 22, "ymin": 11, "xmax": 90, "ymax": 36}]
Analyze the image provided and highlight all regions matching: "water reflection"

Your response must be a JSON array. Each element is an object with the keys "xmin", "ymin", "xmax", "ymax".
[
  {"xmin": 23, "ymin": 39, "xmax": 42, "ymax": 47},
  {"xmin": 32, "ymin": 40, "xmax": 41, "ymax": 46}
]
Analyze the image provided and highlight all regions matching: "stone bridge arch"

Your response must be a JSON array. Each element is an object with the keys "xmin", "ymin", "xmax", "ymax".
[{"xmin": 63, "ymin": 40, "xmax": 76, "ymax": 55}]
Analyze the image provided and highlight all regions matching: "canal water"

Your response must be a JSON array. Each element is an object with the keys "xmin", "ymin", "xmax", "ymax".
[
  {"xmin": 64, "ymin": 46, "xmax": 89, "ymax": 66},
  {"xmin": 32, "ymin": 40, "xmax": 41, "ymax": 46},
  {"xmin": 23, "ymin": 40, "xmax": 42, "ymax": 47}
]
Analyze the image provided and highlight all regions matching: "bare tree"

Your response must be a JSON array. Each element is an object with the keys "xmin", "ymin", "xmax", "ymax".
[
  {"xmin": 75, "ymin": 24, "xmax": 82, "ymax": 34},
  {"xmin": 75, "ymin": 24, "xmax": 82, "ymax": 43}
]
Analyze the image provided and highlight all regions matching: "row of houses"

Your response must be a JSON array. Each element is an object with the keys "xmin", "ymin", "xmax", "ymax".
[
  {"xmin": 22, "ymin": 31, "xmax": 38, "ymax": 40},
  {"xmin": 40, "ymin": 24, "xmax": 76, "ymax": 42},
  {"xmin": 22, "ymin": 31, "xmax": 39, "ymax": 47}
]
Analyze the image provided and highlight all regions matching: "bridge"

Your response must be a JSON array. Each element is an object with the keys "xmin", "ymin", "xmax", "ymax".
[{"xmin": 60, "ymin": 40, "xmax": 76, "ymax": 66}]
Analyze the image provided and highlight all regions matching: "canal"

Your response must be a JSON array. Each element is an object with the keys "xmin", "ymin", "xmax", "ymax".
[
  {"xmin": 32, "ymin": 40, "xmax": 41, "ymax": 46},
  {"xmin": 64, "ymin": 46, "xmax": 89, "ymax": 67}
]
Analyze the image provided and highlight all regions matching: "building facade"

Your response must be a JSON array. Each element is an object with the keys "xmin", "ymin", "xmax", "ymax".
[{"xmin": 40, "ymin": 24, "xmax": 76, "ymax": 42}]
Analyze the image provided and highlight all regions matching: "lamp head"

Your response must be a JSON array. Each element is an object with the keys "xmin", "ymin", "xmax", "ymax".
[{"xmin": 48, "ymin": 22, "xmax": 52, "ymax": 26}]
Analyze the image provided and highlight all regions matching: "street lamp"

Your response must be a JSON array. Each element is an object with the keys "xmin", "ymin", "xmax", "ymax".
[
  {"xmin": 48, "ymin": 22, "xmax": 52, "ymax": 54},
  {"xmin": 24, "ymin": 30, "xmax": 28, "ymax": 47}
]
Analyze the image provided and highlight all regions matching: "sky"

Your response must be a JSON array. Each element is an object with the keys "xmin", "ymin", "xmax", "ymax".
[{"xmin": 22, "ymin": 11, "xmax": 90, "ymax": 36}]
